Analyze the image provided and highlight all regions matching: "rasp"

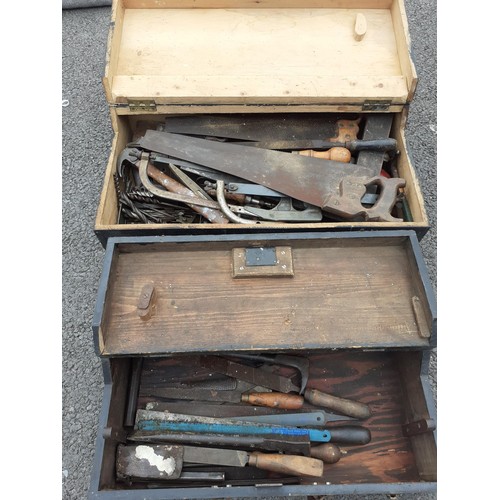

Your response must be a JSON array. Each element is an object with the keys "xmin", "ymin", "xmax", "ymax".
[
  {"xmin": 128, "ymin": 429, "xmax": 311, "ymax": 455},
  {"xmin": 137, "ymin": 130, "xmax": 405, "ymax": 222},
  {"xmin": 182, "ymin": 445, "xmax": 324, "ymax": 477},
  {"xmin": 116, "ymin": 443, "xmax": 324, "ymax": 478}
]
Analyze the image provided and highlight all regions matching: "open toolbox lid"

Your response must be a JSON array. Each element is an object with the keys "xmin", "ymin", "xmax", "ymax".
[
  {"xmin": 92, "ymin": 231, "xmax": 436, "ymax": 356},
  {"xmin": 103, "ymin": 0, "xmax": 417, "ymax": 111}
]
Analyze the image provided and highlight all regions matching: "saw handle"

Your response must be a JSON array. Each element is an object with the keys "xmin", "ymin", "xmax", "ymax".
[
  {"xmin": 304, "ymin": 389, "xmax": 371, "ymax": 420},
  {"xmin": 248, "ymin": 452, "xmax": 324, "ymax": 477},
  {"xmin": 241, "ymin": 392, "xmax": 304, "ymax": 410}
]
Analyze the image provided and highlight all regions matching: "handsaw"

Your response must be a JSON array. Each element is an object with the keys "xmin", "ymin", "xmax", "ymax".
[{"xmin": 137, "ymin": 130, "xmax": 405, "ymax": 222}]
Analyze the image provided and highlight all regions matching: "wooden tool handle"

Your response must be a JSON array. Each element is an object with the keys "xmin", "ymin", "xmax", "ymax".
[
  {"xmin": 328, "ymin": 425, "xmax": 371, "ymax": 445},
  {"xmin": 298, "ymin": 147, "xmax": 351, "ymax": 162},
  {"xmin": 248, "ymin": 452, "xmax": 324, "ymax": 477},
  {"xmin": 310, "ymin": 443, "xmax": 342, "ymax": 464},
  {"xmin": 304, "ymin": 389, "xmax": 371, "ymax": 420},
  {"xmin": 241, "ymin": 392, "xmax": 304, "ymax": 410}
]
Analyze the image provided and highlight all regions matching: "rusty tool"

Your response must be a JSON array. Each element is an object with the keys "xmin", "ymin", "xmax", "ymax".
[
  {"xmin": 147, "ymin": 378, "xmax": 304, "ymax": 410},
  {"xmin": 158, "ymin": 113, "xmax": 350, "ymax": 141},
  {"xmin": 136, "ymin": 419, "xmax": 331, "ymax": 443},
  {"xmin": 232, "ymin": 138, "xmax": 397, "ymax": 153},
  {"xmin": 137, "ymin": 152, "xmax": 229, "ymax": 224},
  {"xmin": 182, "ymin": 445, "xmax": 324, "ymax": 477},
  {"xmin": 199, "ymin": 356, "xmax": 372, "ymax": 420},
  {"xmin": 128, "ymin": 429, "xmax": 312, "ymax": 455},
  {"xmin": 135, "ymin": 410, "xmax": 331, "ymax": 442},
  {"xmin": 136, "ymin": 130, "xmax": 405, "ymax": 222},
  {"xmin": 118, "ymin": 443, "xmax": 324, "ymax": 478}
]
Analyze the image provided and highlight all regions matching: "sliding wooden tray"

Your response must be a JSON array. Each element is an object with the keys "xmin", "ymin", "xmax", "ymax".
[
  {"xmin": 88, "ymin": 350, "xmax": 436, "ymax": 498},
  {"xmin": 88, "ymin": 231, "xmax": 436, "ymax": 498},
  {"xmin": 94, "ymin": 0, "xmax": 429, "ymax": 245}
]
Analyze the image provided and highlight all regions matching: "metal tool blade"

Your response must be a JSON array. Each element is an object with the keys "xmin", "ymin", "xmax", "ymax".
[
  {"xmin": 183, "ymin": 446, "xmax": 249, "ymax": 467},
  {"xmin": 137, "ymin": 419, "xmax": 331, "ymax": 442},
  {"xmin": 128, "ymin": 430, "xmax": 311, "ymax": 455},
  {"xmin": 159, "ymin": 113, "xmax": 344, "ymax": 141},
  {"xmin": 199, "ymin": 356, "xmax": 301, "ymax": 394},
  {"xmin": 146, "ymin": 378, "xmax": 262, "ymax": 402},
  {"xmin": 137, "ymin": 130, "xmax": 378, "ymax": 208},
  {"xmin": 223, "ymin": 411, "xmax": 355, "ymax": 427},
  {"xmin": 356, "ymin": 114, "xmax": 394, "ymax": 170}
]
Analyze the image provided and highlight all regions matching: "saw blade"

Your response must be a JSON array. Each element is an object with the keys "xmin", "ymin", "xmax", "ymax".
[{"xmin": 137, "ymin": 130, "xmax": 380, "ymax": 210}]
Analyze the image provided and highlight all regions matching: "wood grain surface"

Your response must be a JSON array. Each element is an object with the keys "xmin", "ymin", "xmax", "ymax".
[
  {"xmin": 131, "ymin": 351, "xmax": 435, "ymax": 485},
  {"xmin": 99, "ymin": 238, "xmax": 432, "ymax": 355}
]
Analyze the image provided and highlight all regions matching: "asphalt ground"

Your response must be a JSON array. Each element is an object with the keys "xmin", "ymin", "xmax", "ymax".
[{"xmin": 61, "ymin": 3, "xmax": 437, "ymax": 499}]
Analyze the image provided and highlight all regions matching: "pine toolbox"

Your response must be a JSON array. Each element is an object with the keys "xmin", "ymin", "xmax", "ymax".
[
  {"xmin": 94, "ymin": 0, "xmax": 431, "ymax": 245},
  {"xmin": 88, "ymin": 1, "xmax": 437, "ymax": 498}
]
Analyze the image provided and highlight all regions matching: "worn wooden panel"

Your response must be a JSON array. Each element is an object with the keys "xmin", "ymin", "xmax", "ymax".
[
  {"xmin": 135, "ymin": 352, "xmax": 423, "ymax": 484},
  {"xmin": 111, "ymin": 8, "xmax": 407, "ymax": 104},
  {"xmin": 99, "ymin": 238, "xmax": 430, "ymax": 355}
]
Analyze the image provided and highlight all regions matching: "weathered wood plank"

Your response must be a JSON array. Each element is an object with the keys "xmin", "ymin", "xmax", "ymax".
[{"xmin": 99, "ymin": 238, "xmax": 431, "ymax": 355}]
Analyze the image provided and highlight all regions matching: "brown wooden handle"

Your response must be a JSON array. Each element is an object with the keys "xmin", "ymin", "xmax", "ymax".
[
  {"xmin": 298, "ymin": 147, "xmax": 351, "ymax": 162},
  {"xmin": 310, "ymin": 443, "xmax": 342, "ymax": 464},
  {"xmin": 304, "ymin": 389, "xmax": 371, "ymax": 419},
  {"xmin": 248, "ymin": 452, "xmax": 324, "ymax": 477},
  {"xmin": 241, "ymin": 392, "xmax": 304, "ymax": 410}
]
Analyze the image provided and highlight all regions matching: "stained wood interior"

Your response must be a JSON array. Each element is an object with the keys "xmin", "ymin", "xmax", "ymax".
[
  {"xmin": 105, "ymin": 0, "xmax": 416, "ymax": 105},
  {"xmin": 94, "ymin": 112, "xmax": 429, "ymax": 239},
  {"xmin": 97, "ymin": 235, "xmax": 433, "ymax": 356},
  {"xmin": 98, "ymin": 350, "xmax": 436, "ymax": 491}
]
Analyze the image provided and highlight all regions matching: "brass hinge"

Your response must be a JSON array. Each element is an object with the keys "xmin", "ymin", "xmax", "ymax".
[
  {"xmin": 127, "ymin": 99, "xmax": 157, "ymax": 112},
  {"xmin": 362, "ymin": 100, "xmax": 392, "ymax": 111}
]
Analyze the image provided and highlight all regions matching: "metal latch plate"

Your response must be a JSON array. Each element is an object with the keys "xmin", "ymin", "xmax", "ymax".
[{"xmin": 232, "ymin": 247, "xmax": 294, "ymax": 278}]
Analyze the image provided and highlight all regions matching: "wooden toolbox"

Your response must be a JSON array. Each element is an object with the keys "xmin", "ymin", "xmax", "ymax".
[
  {"xmin": 88, "ymin": 231, "xmax": 437, "ymax": 498},
  {"xmin": 94, "ymin": 0, "xmax": 430, "ymax": 245},
  {"xmin": 88, "ymin": 0, "xmax": 436, "ymax": 497}
]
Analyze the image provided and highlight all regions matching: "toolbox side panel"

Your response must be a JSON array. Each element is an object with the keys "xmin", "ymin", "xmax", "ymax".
[{"xmin": 396, "ymin": 351, "xmax": 437, "ymax": 482}]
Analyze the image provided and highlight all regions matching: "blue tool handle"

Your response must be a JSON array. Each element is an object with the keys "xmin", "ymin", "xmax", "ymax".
[{"xmin": 138, "ymin": 420, "xmax": 331, "ymax": 442}]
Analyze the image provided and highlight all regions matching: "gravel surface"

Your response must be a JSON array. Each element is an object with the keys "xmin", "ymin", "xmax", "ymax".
[{"xmin": 62, "ymin": 3, "xmax": 437, "ymax": 499}]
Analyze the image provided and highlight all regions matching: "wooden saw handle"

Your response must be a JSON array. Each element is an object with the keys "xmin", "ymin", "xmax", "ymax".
[
  {"xmin": 248, "ymin": 452, "xmax": 324, "ymax": 477},
  {"xmin": 298, "ymin": 147, "xmax": 351, "ymax": 162},
  {"xmin": 241, "ymin": 392, "xmax": 304, "ymax": 410},
  {"xmin": 304, "ymin": 389, "xmax": 371, "ymax": 420}
]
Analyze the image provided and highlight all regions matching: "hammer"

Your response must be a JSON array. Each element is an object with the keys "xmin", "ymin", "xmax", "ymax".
[{"xmin": 221, "ymin": 354, "xmax": 372, "ymax": 420}]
